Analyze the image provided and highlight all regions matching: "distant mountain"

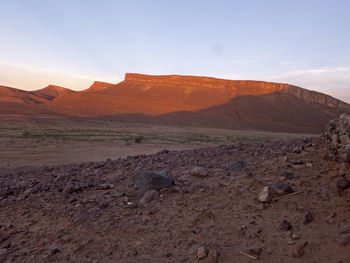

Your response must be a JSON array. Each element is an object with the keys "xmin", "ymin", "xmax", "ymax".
[
  {"xmin": 0, "ymin": 85, "xmax": 48, "ymax": 104},
  {"xmin": 1, "ymin": 73, "xmax": 350, "ymax": 133},
  {"xmin": 82, "ymin": 81, "xmax": 114, "ymax": 93},
  {"xmin": 31, "ymin": 85, "xmax": 75, "ymax": 101}
]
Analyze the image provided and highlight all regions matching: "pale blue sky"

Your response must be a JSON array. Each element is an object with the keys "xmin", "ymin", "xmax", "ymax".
[{"xmin": 0, "ymin": 0, "xmax": 350, "ymax": 102}]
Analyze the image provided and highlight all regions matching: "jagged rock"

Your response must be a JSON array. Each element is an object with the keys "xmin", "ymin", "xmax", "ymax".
[
  {"xmin": 191, "ymin": 167, "xmax": 209, "ymax": 177},
  {"xmin": 137, "ymin": 171, "xmax": 174, "ymax": 196},
  {"xmin": 303, "ymin": 211, "xmax": 313, "ymax": 225},
  {"xmin": 228, "ymin": 161, "xmax": 244, "ymax": 171},
  {"xmin": 258, "ymin": 186, "xmax": 272, "ymax": 203},
  {"xmin": 280, "ymin": 220, "xmax": 292, "ymax": 231},
  {"xmin": 272, "ymin": 182, "xmax": 294, "ymax": 195}
]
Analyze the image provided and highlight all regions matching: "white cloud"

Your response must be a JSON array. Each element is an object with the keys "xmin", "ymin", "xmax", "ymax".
[
  {"xmin": 269, "ymin": 67, "xmax": 350, "ymax": 103},
  {"xmin": 0, "ymin": 62, "xmax": 121, "ymax": 91}
]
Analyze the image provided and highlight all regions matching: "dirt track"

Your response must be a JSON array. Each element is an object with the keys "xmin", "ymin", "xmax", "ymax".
[{"xmin": 0, "ymin": 137, "xmax": 349, "ymax": 262}]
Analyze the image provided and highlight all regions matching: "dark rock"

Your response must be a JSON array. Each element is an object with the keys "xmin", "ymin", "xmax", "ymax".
[
  {"xmin": 280, "ymin": 220, "xmax": 292, "ymax": 231},
  {"xmin": 50, "ymin": 247, "xmax": 60, "ymax": 255},
  {"xmin": 303, "ymin": 211, "xmax": 313, "ymax": 225},
  {"xmin": 272, "ymin": 182, "xmax": 294, "ymax": 195},
  {"xmin": 288, "ymin": 159, "xmax": 303, "ymax": 165},
  {"xmin": 281, "ymin": 171, "xmax": 294, "ymax": 180},
  {"xmin": 337, "ymin": 224, "xmax": 350, "ymax": 245},
  {"xmin": 137, "ymin": 171, "xmax": 174, "ymax": 196},
  {"xmin": 336, "ymin": 178, "xmax": 350, "ymax": 194},
  {"xmin": 228, "ymin": 161, "xmax": 245, "ymax": 171},
  {"xmin": 345, "ymin": 144, "xmax": 350, "ymax": 162},
  {"xmin": 96, "ymin": 195, "xmax": 109, "ymax": 208},
  {"xmin": 191, "ymin": 167, "xmax": 208, "ymax": 177}
]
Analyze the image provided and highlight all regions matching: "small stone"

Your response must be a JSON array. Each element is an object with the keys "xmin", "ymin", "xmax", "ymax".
[
  {"xmin": 292, "ymin": 233, "xmax": 300, "ymax": 240},
  {"xmin": 336, "ymin": 178, "xmax": 350, "ymax": 194},
  {"xmin": 344, "ymin": 172, "xmax": 350, "ymax": 184},
  {"xmin": 339, "ymin": 162, "xmax": 349, "ymax": 176},
  {"xmin": 191, "ymin": 167, "xmax": 209, "ymax": 177},
  {"xmin": 98, "ymin": 183, "xmax": 114, "ymax": 190},
  {"xmin": 280, "ymin": 220, "xmax": 292, "ymax": 231},
  {"xmin": 305, "ymin": 162, "xmax": 312, "ymax": 168},
  {"xmin": 112, "ymin": 192, "xmax": 125, "ymax": 198},
  {"xmin": 288, "ymin": 240, "xmax": 296, "ymax": 245},
  {"xmin": 272, "ymin": 182, "xmax": 294, "ymax": 195},
  {"xmin": 303, "ymin": 211, "xmax": 313, "ymax": 225},
  {"xmin": 197, "ymin": 246, "xmax": 207, "ymax": 259},
  {"xmin": 287, "ymin": 159, "xmax": 303, "ymax": 165},
  {"xmin": 280, "ymin": 171, "xmax": 294, "ymax": 180},
  {"xmin": 228, "ymin": 161, "xmax": 245, "ymax": 171},
  {"xmin": 68, "ymin": 196, "xmax": 77, "ymax": 203},
  {"xmin": 139, "ymin": 190, "xmax": 158, "ymax": 206},
  {"xmin": 345, "ymin": 144, "xmax": 350, "ymax": 162},
  {"xmin": 258, "ymin": 186, "xmax": 272, "ymax": 203},
  {"xmin": 50, "ymin": 247, "xmax": 60, "ymax": 255},
  {"xmin": 337, "ymin": 233, "xmax": 350, "ymax": 245}
]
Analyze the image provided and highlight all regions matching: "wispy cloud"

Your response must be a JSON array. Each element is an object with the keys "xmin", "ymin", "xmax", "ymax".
[
  {"xmin": 269, "ymin": 66, "xmax": 350, "ymax": 103},
  {"xmin": 0, "ymin": 62, "xmax": 121, "ymax": 91}
]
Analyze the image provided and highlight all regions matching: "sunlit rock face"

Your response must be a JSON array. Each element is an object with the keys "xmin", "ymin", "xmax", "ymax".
[
  {"xmin": 32, "ymin": 85, "xmax": 75, "ymax": 101},
  {"xmin": 83, "ymin": 81, "xmax": 114, "ymax": 93},
  {"xmin": 1, "ymin": 73, "xmax": 350, "ymax": 133},
  {"xmin": 124, "ymin": 73, "xmax": 350, "ymax": 111}
]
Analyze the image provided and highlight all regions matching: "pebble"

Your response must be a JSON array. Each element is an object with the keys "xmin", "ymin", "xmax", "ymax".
[
  {"xmin": 287, "ymin": 158, "xmax": 303, "ymax": 165},
  {"xmin": 258, "ymin": 186, "xmax": 272, "ymax": 203},
  {"xmin": 272, "ymin": 182, "xmax": 294, "ymax": 195},
  {"xmin": 303, "ymin": 211, "xmax": 313, "ymax": 225},
  {"xmin": 191, "ymin": 167, "xmax": 209, "ymax": 177},
  {"xmin": 336, "ymin": 178, "xmax": 350, "ymax": 194},
  {"xmin": 228, "ymin": 161, "xmax": 245, "ymax": 171},
  {"xmin": 280, "ymin": 220, "xmax": 292, "ymax": 231},
  {"xmin": 197, "ymin": 246, "xmax": 207, "ymax": 259}
]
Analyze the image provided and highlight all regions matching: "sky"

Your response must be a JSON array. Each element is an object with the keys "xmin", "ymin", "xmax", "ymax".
[{"xmin": 0, "ymin": 0, "xmax": 350, "ymax": 102}]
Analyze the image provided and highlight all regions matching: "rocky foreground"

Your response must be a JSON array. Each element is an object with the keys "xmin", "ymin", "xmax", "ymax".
[{"xmin": 1, "ymin": 118, "xmax": 350, "ymax": 262}]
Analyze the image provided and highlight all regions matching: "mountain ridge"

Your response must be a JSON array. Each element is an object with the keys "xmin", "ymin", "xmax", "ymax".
[{"xmin": 1, "ymin": 73, "xmax": 350, "ymax": 133}]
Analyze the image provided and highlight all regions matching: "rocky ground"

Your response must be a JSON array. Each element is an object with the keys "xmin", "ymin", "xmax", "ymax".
[{"xmin": 0, "ymin": 135, "xmax": 350, "ymax": 262}]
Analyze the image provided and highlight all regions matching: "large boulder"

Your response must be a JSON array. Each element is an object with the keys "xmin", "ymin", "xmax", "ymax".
[{"xmin": 137, "ymin": 171, "xmax": 174, "ymax": 196}]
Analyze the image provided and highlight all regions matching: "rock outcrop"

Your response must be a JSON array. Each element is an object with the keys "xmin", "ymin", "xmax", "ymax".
[
  {"xmin": 325, "ymin": 114, "xmax": 350, "ymax": 162},
  {"xmin": 83, "ymin": 81, "xmax": 114, "ymax": 93}
]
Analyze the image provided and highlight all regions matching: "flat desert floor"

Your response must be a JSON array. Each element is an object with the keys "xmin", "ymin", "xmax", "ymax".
[{"xmin": 0, "ymin": 118, "xmax": 313, "ymax": 168}]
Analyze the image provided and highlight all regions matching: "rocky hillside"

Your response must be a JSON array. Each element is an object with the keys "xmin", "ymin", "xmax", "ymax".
[
  {"xmin": 31, "ymin": 85, "xmax": 75, "ymax": 101},
  {"xmin": 0, "ymin": 124, "xmax": 349, "ymax": 262}
]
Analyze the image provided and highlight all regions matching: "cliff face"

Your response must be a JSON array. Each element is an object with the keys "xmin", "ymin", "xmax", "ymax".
[
  {"xmin": 124, "ymin": 73, "xmax": 350, "ymax": 112},
  {"xmin": 1, "ymin": 73, "xmax": 350, "ymax": 133}
]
